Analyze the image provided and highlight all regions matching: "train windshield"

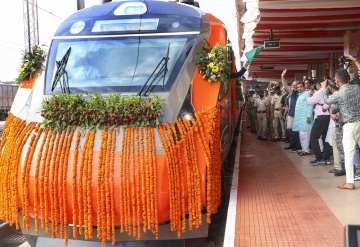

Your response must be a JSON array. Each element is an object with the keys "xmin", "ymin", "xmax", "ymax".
[{"xmin": 45, "ymin": 35, "xmax": 196, "ymax": 94}]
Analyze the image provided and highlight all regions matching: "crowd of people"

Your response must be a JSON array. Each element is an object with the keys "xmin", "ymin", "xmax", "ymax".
[{"xmin": 245, "ymin": 55, "xmax": 360, "ymax": 190}]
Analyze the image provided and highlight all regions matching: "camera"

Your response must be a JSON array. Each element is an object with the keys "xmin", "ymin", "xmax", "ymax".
[
  {"xmin": 327, "ymin": 80, "xmax": 338, "ymax": 95},
  {"xmin": 328, "ymin": 80, "xmax": 337, "ymax": 89},
  {"xmin": 339, "ymin": 55, "xmax": 352, "ymax": 69}
]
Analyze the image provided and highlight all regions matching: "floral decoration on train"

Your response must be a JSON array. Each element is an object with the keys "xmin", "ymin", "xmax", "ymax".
[
  {"xmin": 16, "ymin": 45, "xmax": 46, "ymax": 88},
  {"xmin": 41, "ymin": 94, "xmax": 163, "ymax": 129},
  {"xmin": 196, "ymin": 41, "xmax": 230, "ymax": 84},
  {"xmin": 0, "ymin": 106, "xmax": 221, "ymax": 244}
]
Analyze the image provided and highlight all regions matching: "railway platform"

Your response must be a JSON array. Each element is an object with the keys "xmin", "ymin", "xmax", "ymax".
[{"xmin": 230, "ymin": 125, "xmax": 360, "ymax": 247}]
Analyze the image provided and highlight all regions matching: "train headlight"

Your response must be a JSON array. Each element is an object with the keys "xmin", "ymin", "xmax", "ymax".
[
  {"xmin": 178, "ymin": 88, "xmax": 195, "ymax": 121},
  {"xmin": 183, "ymin": 113, "xmax": 193, "ymax": 121},
  {"xmin": 70, "ymin": 21, "xmax": 86, "ymax": 34},
  {"xmin": 114, "ymin": 2, "xmax": 147, "ymax": 16}
]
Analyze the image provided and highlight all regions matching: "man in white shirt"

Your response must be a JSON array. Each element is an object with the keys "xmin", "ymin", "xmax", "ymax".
[{"xmin": 307, "ymin": 85, "xmax": 331, "ymax": 165}]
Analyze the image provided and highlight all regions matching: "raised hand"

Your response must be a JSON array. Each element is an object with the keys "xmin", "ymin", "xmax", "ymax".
[
  {"xmin": 281, "ymin": 69, "xmax": 287, "ymax": 78},
  {"xmin": 320, "ymin": 79, "xmax": 328, "ymax": 89}
]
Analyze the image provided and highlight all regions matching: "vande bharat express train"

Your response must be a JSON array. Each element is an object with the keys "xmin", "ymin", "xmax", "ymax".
[{"xmin": 7, "ymin": 0, "xmax": 241, "ymax": 242}]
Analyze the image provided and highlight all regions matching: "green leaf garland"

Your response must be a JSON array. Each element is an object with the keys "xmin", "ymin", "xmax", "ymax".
[{"xmin": 41, "ymin": 94, "xmax": 163, "ymax": 130}]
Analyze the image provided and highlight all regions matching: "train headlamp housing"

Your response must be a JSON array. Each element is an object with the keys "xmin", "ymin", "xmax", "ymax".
[
  {"xmin": 178, "ymin": 88, "xmax": 194, "ymax": 121},
  {"xmin": 70, "ymin": 21, "xmax": 86, "ymax": 34},
  {"xmin": 114, "ymin": 2, "xmax": 147, "ymax": 16},
  {"xmin": 182, "ymin": 113, "xmax": 193, "ymax": 121}
]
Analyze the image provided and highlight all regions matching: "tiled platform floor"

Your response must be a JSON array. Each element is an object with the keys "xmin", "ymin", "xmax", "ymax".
[{"xmin": 235, "ymin": 130, "xmax": 344, "ymax": 247}]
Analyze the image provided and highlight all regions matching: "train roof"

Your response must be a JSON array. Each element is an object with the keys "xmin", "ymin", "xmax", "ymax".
[{"xmin": 55, "ymin": 0, "xmax": 206, "ymax": 37}]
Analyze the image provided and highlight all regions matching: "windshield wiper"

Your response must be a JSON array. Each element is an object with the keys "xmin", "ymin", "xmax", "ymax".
[
  {"xmin": 51, "ymin": 47, "xmax": 71, "ymax": 94},
  {"xmin": 138, "ymin": 44, "xmax": 170, "ymax": 97}
]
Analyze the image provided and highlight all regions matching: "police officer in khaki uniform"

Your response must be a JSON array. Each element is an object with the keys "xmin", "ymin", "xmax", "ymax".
[
  {"xmin": 271, "ymin": 85, "xmax": 286, "ymax": 141},
  {"xmin": 246, "ymin": 91, "xmax": 257, "ymax": 133},
  {"xmin": 255, "ymin": 91, "xmax": 269, "ymax": 140},
  {"xmin": 266, "ymin": 90, "xmax": 274, "ymax": 140}
]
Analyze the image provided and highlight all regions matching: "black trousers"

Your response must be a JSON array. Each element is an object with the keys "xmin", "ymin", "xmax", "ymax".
[
  {"xmin": 310, "ymin": 115, "xmax": 331, "ymax": 161},
  {"xmin": 289, "ymin": 130, "xmax": 301, "ymax": 150}
]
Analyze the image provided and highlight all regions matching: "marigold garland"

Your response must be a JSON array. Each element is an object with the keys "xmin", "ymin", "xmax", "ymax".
[
  {"xmin": 158, "ymin": 124, "xmax": 179, "ymax": 235},
  {"xmin": 130, "ymin": 128, "xmax": 136, "ymax": 238},
  {"xmin": 109, "ymin": 128, "xmax": 116, "ymax": 244},
  {"xmin": 86, "ymin": 130, "xmax": 96, "ymax": 240},
  {"xmin": 124, "ymin": 128, "xmax": 131, "ymax": 234},
  {"xmin": 62, "ymin": 129, "xmax": 75, "ymax": 244},
  {"xmin": 0, "ymin": 106, "xmax": 222, "ymax": 245},
  {"xmin": 40, "ymin": 130, "xmax": 54, "ymax": 231},
  {"xmin": 34, "ymin": 129, "xmax": 49, "ymax": 231},
  {"xmin": 175, "ymin": 122, "xmax": 188, "ymax": 234},
  {"xmin": 144, "ymin": 127, "xmax": 151, "ymax": 232},
  {"xmin": 149, "ymin": 128, "xmax": 159, "ymax": 238},
  {"xmin": 104, "ymin": 129, "xmax": 112, "ymax": 242},
  {"xmin": 135, "ymin": 128, "xmax": 141, "ymax": 240},
  {"xmin": 71, "ymin": 131, "xmax": 81, "ymax": 239},
  {"xmin": 58, "ymin": 130, "xmax": 69, "ymax": 239},
  {"xmin": 168, "ymin": 124, "xmax": 181, "ymax": 234},
  {"xmin": 119, "ymin": 128, "xmax": 126, "ymax": 233},
  {"xmin": 78, "ymin": 131, "xmax": 90, "ymax": 237},
  {"xmin": 51, "ymin": 130, "xmax": 66, "ymax": 238},
  {"xmin": 139, "ymin": 128, "xmax": 146, "ymax": 233},
  {"xmin": 0, "ymin": 116, "xmax": 22, "ymax": 219},
  {"xmin": 96, "ymin": 128, "xmax": 107, "ymax": 243},
  {"xmin": 11, "ymin": 122, "xmax": 37, "ymax": 228},
  {"xmin": 22, "ymin": 126, "xmax": 43, "ymax": 230}
]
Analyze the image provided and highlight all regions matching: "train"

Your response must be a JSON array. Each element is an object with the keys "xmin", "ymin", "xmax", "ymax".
[{"xmin": 0, "ymin": 0, "xmax": 242, "ymax": 244}]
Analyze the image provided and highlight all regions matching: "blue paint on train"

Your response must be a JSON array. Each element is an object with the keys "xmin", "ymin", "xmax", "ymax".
[{"xmin": 54, "ymin": 0, "xmax": 204, "ymax": 37}]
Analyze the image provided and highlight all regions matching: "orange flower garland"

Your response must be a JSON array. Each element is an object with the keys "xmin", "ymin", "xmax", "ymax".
[
  {"xmin": 125, "ymin": 128, "xmax": 131, "ymax": 235},
  {"xmin": 0, "ymin": 115, "xmax": 25, "ymax": 220},
  {"xmin": 34, "ymin": 129, "xmax": 49, "ymax": 231},
  {"xmin": 119, "ymin": 128, "xmax": 126, "ymax": 233},
  {"xmin": 109, "ymin": 128, "xmax": 116, "ymax": 245},
  {"xmin": 130, "ymin": 128, "xmax": 136, "ymax": 238},
  {"xmin": 104, "ymin": 128, "xmax": 112, "ymax": 241},
  {"xmin": 158, "ymin": 124, "xmax": 179, "ymax": 234},
  {"xmin": 144, "ymin": 127, "xmax": 151, "ymax": 232},
  {"xmin": 40, "ymin": 130, "xmax": 54, "ymax": 231},
  {"xmin": 71, "ymin": 130, "xmax": 81, "ymax": 239},
  {"xmin": 78, "ymin": 131, "xmax": 90, "ymax": 237},
  {"xmin": 96, "ymin": 128, "xmax": 107, "ymax": 243},
  {"xmin": 86, "ymin": 130, "xmax": 96, "ymax": 240},
  {"xmin": 59, "ymin": 130, "xmax": 69, "ymax": 239},
  {"xmin": 44, "ymin": 131, "xmax": 57, "ymax": 233},
  {"xmin": 11, "ymin": 122, "xmax": 37, "ymax": 228},
  {"xmin": 0, "ymin": 105, "xmax": 222, "ymax": 245},
  {"xmin": 139, "ymin": 128, "xmax": 146, "ymax": 233},
  {"xmin": 51, "ymin": 130, "xmax": 66, "ymax": 238},
  {"xmin": 135, "ymin": 128, "xmax": 141, "ymax": 239},
  {"xmin": 62, "ymin": 129, "xmax": 75, "ymax": 244},
  {"xmin": 149, "ymin": 127, "xmax": 159, "ymax": 238},
  {"xmin": 22, "ymin": 126, "xmax": 43, "ymax": 230}
]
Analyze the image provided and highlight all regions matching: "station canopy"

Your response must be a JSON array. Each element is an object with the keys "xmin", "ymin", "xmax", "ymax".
[{"xmin": 240, "ymin": 0, "xmax": 360, "ymax": 80}]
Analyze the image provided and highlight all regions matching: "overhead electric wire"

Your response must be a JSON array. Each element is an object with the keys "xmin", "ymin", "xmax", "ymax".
[
  {"xmin": 26, "ymin": 0, "xmax": 63, "ymax": 20},
  {"xmin": 37, "ymin": 5, "xmax": 63, "ymax": 20}
]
